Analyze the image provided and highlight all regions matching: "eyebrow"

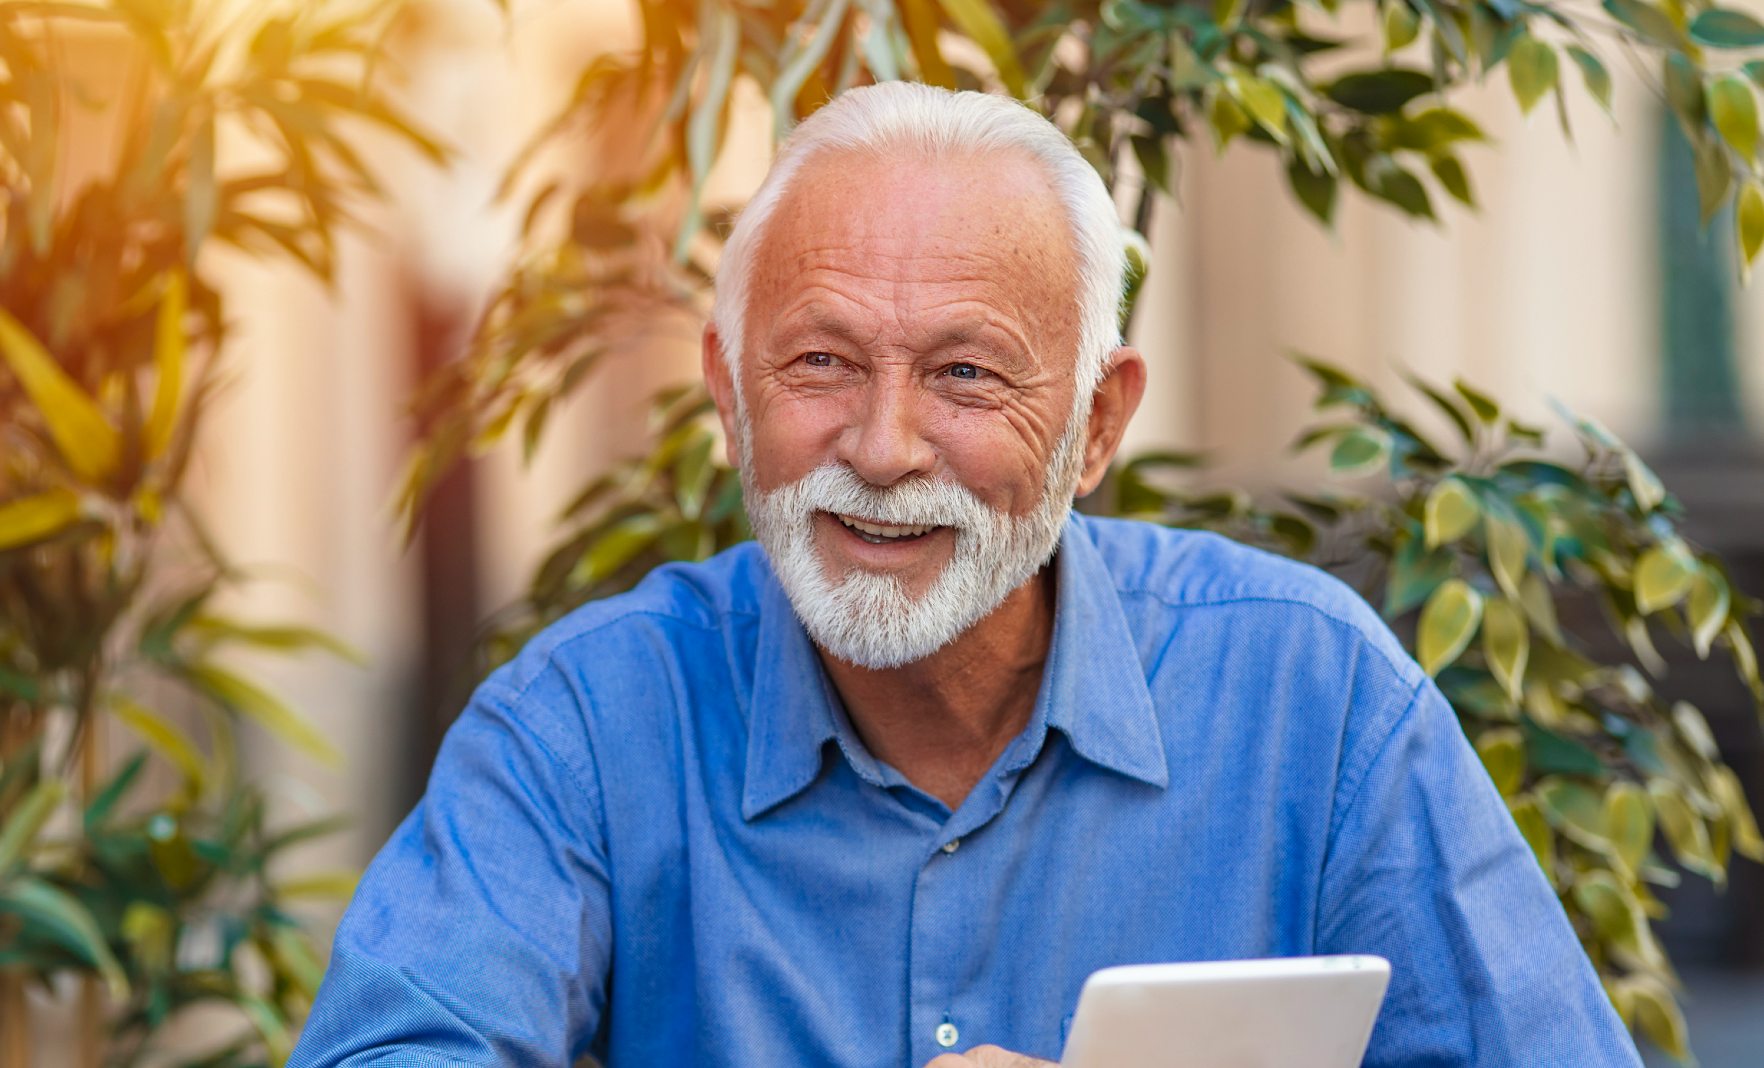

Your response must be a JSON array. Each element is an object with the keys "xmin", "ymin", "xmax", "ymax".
[{"xmin": 780, "ymin": 307, "xmax": 1021, "ymax": 364}]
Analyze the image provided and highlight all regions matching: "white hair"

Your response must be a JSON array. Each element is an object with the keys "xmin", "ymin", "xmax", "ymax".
[{"xmin": 711, "ymin": 81, "xmax": 1126, "ymax": 396}]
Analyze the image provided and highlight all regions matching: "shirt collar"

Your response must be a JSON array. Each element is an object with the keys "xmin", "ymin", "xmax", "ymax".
[{"xmin": 741, "ymin": 513, "xmax": 1167, "ymax": 821}]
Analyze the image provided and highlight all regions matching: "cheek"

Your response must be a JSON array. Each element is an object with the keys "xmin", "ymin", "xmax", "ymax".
[
  {"xmin": 743, "ymin": 391, "xmax": 848, "ymax": 490},
  {"xmin": 927, "ymin": 408, "xmax": 1050, "ymax": 517}
]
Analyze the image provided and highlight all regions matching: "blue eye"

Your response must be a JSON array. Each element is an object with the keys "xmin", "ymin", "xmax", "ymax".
[
  {"xmin": 947, "ymin": 363, "xmax": 981, "ymax": 380},
  {"xmin": 803, "ymin": 352, "xmax": 836, "ymax": 368}
]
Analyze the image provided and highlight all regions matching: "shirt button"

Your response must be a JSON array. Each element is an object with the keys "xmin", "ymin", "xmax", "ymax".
[
  {"xmin": 941, "ymin": 838, "xmax": 960, "ymax": 854},
  {"xmin": 935, "ymin": 1022, "xmax": 960, "ymax": 1048}
]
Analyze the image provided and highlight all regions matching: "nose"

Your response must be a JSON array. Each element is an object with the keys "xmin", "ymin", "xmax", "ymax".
[{"xmin": 836, "ymin": 370, "xmax": 936, "ymax": 488}]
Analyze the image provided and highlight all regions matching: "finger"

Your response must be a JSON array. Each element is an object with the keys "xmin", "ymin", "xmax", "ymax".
[{"xmin": 922, "ymin": 1056, "xmax": 974, "ymax": 1068}]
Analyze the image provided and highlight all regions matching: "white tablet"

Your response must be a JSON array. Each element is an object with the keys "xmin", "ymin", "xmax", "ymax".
[{"xmin": 1059, "ymin": 955, "xmax": 1391, "ymax": 1068}]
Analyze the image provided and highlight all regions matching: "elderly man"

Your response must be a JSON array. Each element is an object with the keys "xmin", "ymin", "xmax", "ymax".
[{"xmin": 291, "ymin": 84, "xmax": 1640, "ymax": 1067}]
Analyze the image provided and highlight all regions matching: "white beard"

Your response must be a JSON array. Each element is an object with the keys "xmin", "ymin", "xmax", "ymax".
[{"xmin": 739, "ymin": 404, "xmax": 1088, "ymax": 670}]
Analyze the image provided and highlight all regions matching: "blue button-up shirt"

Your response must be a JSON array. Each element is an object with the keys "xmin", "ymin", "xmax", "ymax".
[{"xmin": 291, "ymin": 514, "xmax": 1639, "ymax": 1067}]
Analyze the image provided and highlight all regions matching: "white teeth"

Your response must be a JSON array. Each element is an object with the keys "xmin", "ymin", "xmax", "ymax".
[{"xmin": 834, "ymin": 514, "xmax": 935, "ymax": 539}]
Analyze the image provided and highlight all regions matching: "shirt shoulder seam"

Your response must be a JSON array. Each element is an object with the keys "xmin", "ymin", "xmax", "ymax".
[{"xmin": 1114, "ymin": 586, "xmax": 1416, "ymax": 683}]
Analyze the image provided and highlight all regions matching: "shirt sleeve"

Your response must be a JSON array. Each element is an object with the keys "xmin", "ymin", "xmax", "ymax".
[
  {"xmin": 1317, "ymin": 676, "xmax": 1643, "ymax": 1067},
  {"xmin": 289, "ymin": 663, "xmax": 613, "ymax": 1067}
]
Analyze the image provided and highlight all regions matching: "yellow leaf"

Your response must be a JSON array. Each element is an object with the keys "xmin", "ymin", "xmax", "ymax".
[
  {"xmin": 0, "ymin": 489, "xmax": 82, "ymax": 550},
  {"xmin": 1507, "ymin": 795, "xmax": 1556, "ymax": 880},
  {"xmin": 1628, "ymin": 976, "xmax": 1689, "ymax": 1062},
  {"xmin": 1650, "ymin": 778, "xmax": 1716, "ymax": 877},
  {"xmin": 1603, "ymin": 782, "xmax": 1654, "ymax": 872},
  {"xmin": 190, "ymin": 663, "xmax": 341, "ymax": 767},
  {"xmin": 899, "ymin": 0, "xmax": 955, "ymax": 88},
  {"xmin": 1383, "ymin": 0, "xmax": 1420, "ymax": 52},
  {"xmin": 1481, "ymin": 596, "xmax": 1530, "ymax": 701},
  {"xmin": 1485, "ymin": 513, "xmax": 1529, "ymax": 600},
  {"xmin": 934, "ymin": 0, "xmax": 1027, "ymax": 97},
  {"xmin": 1738, "ymin": 178, "xmax": 1764, "ymax": 273},
  {"xmin": 1518, "ymin": 572, "xmax": 1563, "ymax": 646},
  {"xmin": 1475, "ymin": 727, "xmax": 1525, "ymax": 797},
  {"xmin": 1708, "ymin": 74, "xmax": 1760, "ymax": 164},
  {"xmin": 274, "ymin": 869, "xmax": 360, "ymax": 900},
  {"xmin": 1418, "ymin": 578, "xmax": 1483, "ymax": 675},
  {"xmin": 1711, "ymin": 765, "xmax": 1764, "ymax": 862},
  {"xmin": 1635, "ymin": 544, "xmax": 1694, "ymax": 614},
  {"xmin": 1232, "ymin": 76, "xmax": 1289, "ymax": 143},
  {"xmin": 0, "ymin": 309, "xmax": 122, "ymax": 483},
  {"xmin": 110, "ymin": 694, "xmax": 206, "ymax": 790},
  {"xmin": 1424, "ymin": 477, "xmax": 1481, "ymax": 549},
  {"xmin": 146, "ymin": 272, "xmax": 187, "ymax": 460}
]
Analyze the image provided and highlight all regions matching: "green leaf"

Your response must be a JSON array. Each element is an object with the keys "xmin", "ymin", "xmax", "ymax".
[
  {"xmin": 1453, "ymin": 378, "xmax": 1500, "ymax": 423},
  {"xmin": 1429, "ymin": 154, "xmax": 1475, "ymax": 207},
  {"xmin": 1604, "ymin": 782, "xmax": 1655, "ymax": 871},
  {"xmin": 1690, "ymin": 9, "xmax": 1764, "ymax": 48},
  {"xmin": 1325, "ymin": 68, "xmax": 1436, "ymax": 115},
  {"xmin": 1507, "ymin": 35, "xmax": 1558, "ymax": 116},
  {"xmin": 1424, "ymin": 477, "xmax": 1481, "ymax": 548},
  {"xmin": 1666, "ymin": 54, "xmax": 1709, "ymax": 141},
  {"xmin": 0, "ymin": 309, "xmax": 122, "ymax": 483},
  {"xmin": 1475, "ymin": 727, "xmax": 1525, "ymax": 796},
  {"xmin": 1482, "ymin": 596, "xmax": 1530, "ymax": 701},
  {"xmin": 1329, "ymin": 426, "xmax": 1391, "ymax": 474},
  {"xmin": 187, "ymin": 615, "xmax": 366, "ymax": 665},
  {"xmin": 770, "ymin": 0, "xmax": 846, "ymax": 136},
  {"xmin": 1635, "ymin": 543, "xmax": 1695, "ymax": 614},
  {"xmin": 82, "ymin": 751, "xmax": 146, "ymax": 830},
  {"xmin": 1674, "ymin": 700, "xmax": 1719, "ymax": 759},
  {"xmin": 681, "ymin": 3, "xmax": 741, "ymax": 261},
  {"xmin": 0, "ymin": 778, "xmax": 65, "ymax": 874},
  {"xmin": 0, "ymin": 489, "xmax": 83, "ymax": 550},
  {"xmin": 1738, "ymin": 178, "xmax": 1764, "ymax": 273},
  {"xmin": 1686, "ymin": 564, "xmax": 1731, "ymax": 657},
  {"xmin": 1419, "ymin": 578, "xmax": 1484, "ymax": 675},
  {"xmin": 1623, "ymin": 450, "xmax": 1666, "ymax": 513},
  {"xmin": 1603, "ymin": 0, "xmax": 1693, "ymax": 50},
  {"xmin": 572, "ymin": 514, "xmax": 665, "ymax": 586},
  {"xmin": 1538, "ymin": 776, "xmax": 1611, "ymax": 847},
  {"xmin": 184, "ymin": 113, "xmax": 216, "ymax": 263},
  {"xmin": 1287, "ymin": 157, "xmax": 1338, "ymax": 225},
  {"xmin": 189, "ymin": 663, "xmax": 341, "ymax": 767},
  {"xmin": 0, "ymin": 876, "xmax": 129, "ymax": 999},
  {"xmin": 146, "ymin": 272, "xmax": 186, "ymax": 460},
  {"xmin": 935, "ymin": 0, "xmax": 1027, "ymax": 97},
  {"xmin": 1708, "ymin": 75, "xmax": 1761, "ymax": 162},
  {"xmin": 1565, "ymin": 46, "xmax": 1613, "ymax": 116}
]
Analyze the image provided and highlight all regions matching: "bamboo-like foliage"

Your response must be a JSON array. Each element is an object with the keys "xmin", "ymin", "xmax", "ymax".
[
  {"xmin": 400, "ymin": 0, "xmax": 1764, "ymax": 1061},
  {"xmin": 0, "ymin": 2, "xmax": 443, "ymax": 1064}
]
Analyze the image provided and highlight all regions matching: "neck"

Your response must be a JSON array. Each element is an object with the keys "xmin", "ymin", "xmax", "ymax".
[{"xmin": 818, "ymin": 564, "xmax": 1058, "ymax": 812}]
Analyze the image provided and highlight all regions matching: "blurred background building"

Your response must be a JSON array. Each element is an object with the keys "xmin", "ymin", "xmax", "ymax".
[{"xmin": 24, "ymin": 0, "xmax": 1764, "ymax": 1061}]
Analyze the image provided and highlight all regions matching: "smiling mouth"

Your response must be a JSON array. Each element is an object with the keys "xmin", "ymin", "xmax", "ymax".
[{"xmin": 831, "ymin": 512, "xmax": 943, "ymax": 545}]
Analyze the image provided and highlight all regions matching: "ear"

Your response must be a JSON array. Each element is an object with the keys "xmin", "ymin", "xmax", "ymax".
[
  {"xmin": 1075, "ymin": 347, "xmax": 1147, "ymax": 498},
  {"xmin": 702, "ymin": 323, "xmax": 741, "ymax": 465}
]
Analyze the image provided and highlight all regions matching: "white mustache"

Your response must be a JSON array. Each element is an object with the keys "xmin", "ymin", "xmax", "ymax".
[{"xmin": 789, "ymin": 463, "xmax": 993, "ymax": 532}]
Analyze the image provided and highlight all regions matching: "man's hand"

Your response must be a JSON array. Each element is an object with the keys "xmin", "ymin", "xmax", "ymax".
[{"xmin": 924, "ymin": 1045, "xmax": 1057, "ymax": 1067}]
